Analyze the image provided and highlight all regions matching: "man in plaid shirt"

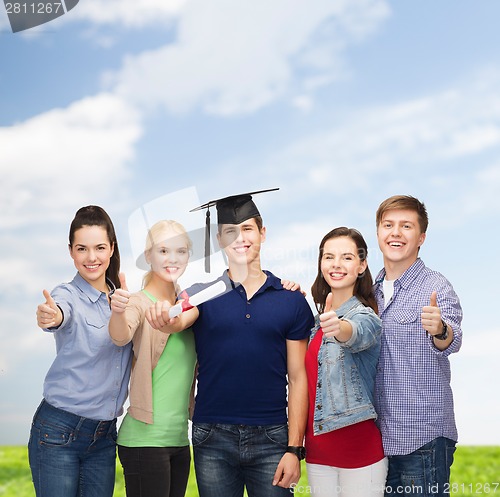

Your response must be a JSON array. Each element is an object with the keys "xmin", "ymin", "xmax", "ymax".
[{"xmin": 373, "ymin": 195, "xmax": 463, "ymax": 497}]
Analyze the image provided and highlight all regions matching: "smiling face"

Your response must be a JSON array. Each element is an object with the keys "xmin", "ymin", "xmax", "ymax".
[
  {"xmin": 146, "ymin": 229, "xmax": 190, "ymax": 284},
  {"xmin": 377, "ymin": 208, "xmax": 426, "ymax": 277},
  {"xmin": 217, "ymin": 218, "xmax": 266, "ymax": 268},
  {"xmin": 69, "ymin": 225, "xmax": 114, "ymax": 290},
  {"xmin": 321, "ymin": 236, "xmax": 367, "ymax": 300}
]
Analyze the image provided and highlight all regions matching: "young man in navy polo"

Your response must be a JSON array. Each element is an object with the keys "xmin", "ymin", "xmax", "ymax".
[{"xmin": 149, "ymin": 189, "xmax": 314, "ymax": 497}]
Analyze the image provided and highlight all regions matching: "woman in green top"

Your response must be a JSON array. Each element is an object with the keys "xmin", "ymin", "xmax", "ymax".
[{"xmin": 109, "ymin": 220, "xmax": 197, "ymax": 497}]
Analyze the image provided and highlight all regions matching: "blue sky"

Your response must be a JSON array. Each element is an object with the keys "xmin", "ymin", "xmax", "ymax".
[{"xmin": 1, "ymin": 0, "xmax": 500, "ymax": 445}]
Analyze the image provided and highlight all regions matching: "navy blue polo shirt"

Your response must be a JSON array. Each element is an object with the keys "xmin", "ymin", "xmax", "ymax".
[{"xmin": 185, "ymin": 270, "xmax": 314, "ymax": 425}]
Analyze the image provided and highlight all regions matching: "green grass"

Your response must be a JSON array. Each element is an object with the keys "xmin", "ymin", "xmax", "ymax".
[{"xmin": 1, "ymin": 446, "xmax": 499, "ymax": 496}]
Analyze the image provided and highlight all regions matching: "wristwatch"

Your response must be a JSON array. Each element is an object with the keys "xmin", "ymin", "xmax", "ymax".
[
  {"xmin": 433, "ymin": 320, "xmax": 449, "ymax": 341},
  {"xmin": 286, "ymin": 446, "xmax": 306, "ymax": 461}
]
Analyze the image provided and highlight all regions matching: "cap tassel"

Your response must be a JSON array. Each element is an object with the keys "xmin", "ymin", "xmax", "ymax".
[{"xmin": 205, "ymin": 208, "xmax": 210, "ymax": 273}]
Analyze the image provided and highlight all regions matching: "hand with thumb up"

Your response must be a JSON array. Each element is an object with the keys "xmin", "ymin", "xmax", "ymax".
[
  {"xmin": 110, "ymin": 273, "xmax": 130, "ymax": 314},
  {"xmin": 320, "ymin": 293, "xmax": 341, "ymax": 339},
  {"xmin": 421, "ymin": 291, "xmax": 443, "ymax": 336},
  {"xmin": 37, "ymin": 289, "xmax": 62, "ymax": 329}
]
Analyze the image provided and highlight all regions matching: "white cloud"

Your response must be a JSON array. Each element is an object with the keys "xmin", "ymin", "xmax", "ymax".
[
  {"xmin": 111, "ymin": 0, "xmax": 390, "ymax": 116},
  {"xmin": 0, "ymin": 92, "xmax": 142, "ymax": 229},
  {"xmin": 72, "ymin": 0, "xmax": 187, "ymax": 27},
  {"xmin": 0, "ymin": 92, "xmax": 143, "ymax": 318},
  {"xmin": 246, "ymin": 69, "xmax": 500, "ymax": 214}
]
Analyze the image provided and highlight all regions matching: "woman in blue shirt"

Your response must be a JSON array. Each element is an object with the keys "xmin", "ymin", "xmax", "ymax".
[{"xmin": 28, "ymin": 205, "xmax": 132, "ymax": 497}]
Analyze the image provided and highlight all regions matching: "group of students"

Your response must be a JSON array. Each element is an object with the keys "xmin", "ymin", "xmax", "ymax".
[{"xmin": 28, "ymin": 191, "xmax": 463, "ymax": 497}]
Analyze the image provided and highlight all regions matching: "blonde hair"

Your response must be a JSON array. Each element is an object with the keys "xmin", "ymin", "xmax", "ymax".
[{"xmin": 142, "ymin": 220, "xmax": 192, "ymax": 288}]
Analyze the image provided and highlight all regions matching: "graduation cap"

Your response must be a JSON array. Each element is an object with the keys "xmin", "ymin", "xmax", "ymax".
[{"xmin": 190, "ymin": 188, "xmax": 279, "ymax": 272}]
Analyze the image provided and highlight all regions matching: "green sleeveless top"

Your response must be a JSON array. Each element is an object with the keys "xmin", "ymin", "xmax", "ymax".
[{"xmin": 117, "ymin": 290, "xmax": 196, "ymax": 447}]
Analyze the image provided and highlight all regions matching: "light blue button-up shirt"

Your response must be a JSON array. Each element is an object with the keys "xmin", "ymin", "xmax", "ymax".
[{"xmin": 43, "ymin": 273, "xmax": 132, "ymax": 421}]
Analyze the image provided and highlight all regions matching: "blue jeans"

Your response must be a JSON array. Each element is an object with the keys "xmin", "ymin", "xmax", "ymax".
[
  {"xmin": 192, "ymin": 423, "xmax": 293, "ymax": 497},
  {"xmin": 385, "ymin": 437, "xmax": 456, "ymax": 497},
  {"xmin": 28, "ymin": 399, "xmax": 118, "ymax": 497}
]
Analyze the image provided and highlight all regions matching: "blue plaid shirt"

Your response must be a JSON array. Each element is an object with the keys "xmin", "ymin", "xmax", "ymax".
[{"xmin": 373, "ymin": 258, "xmax": 463, "ymax": 456}]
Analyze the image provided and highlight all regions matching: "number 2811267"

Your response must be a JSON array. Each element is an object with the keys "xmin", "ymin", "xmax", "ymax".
[{"xmin": 5, "ymin": 3, "xmax": 63, "ymax": 14}]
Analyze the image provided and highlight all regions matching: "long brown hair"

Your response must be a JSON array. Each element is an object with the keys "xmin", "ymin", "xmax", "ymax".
[
  {"xmin": 311, "ymin": 227, "xmax": 377, "ymax": 314},
  {"xmin": 69, "ymin": 205, "xmax": 121, "ymax": 289}
]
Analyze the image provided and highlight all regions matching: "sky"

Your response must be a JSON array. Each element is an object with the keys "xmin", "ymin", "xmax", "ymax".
[{"xmin": 1, "ymin": 0, "xmax": 499, "ymax": 446}]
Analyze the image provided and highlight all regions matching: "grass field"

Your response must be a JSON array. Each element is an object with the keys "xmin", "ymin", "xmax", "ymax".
[{"xmin": 1, "ymin": 446, "xmax": 499, "ymax": 496}]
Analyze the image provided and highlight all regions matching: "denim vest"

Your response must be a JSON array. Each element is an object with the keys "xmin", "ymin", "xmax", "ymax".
[{"xmin": 311, "ymin": 296, "xmax": 382, "ymax": 435}]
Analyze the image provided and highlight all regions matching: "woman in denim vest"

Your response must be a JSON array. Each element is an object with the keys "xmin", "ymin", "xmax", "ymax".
[{"xmin": 305, "ymin": 227, "xmax": 387, "ymax": 497}]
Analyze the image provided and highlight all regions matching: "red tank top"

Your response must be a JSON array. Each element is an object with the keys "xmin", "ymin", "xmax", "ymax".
[{"xmin": 305, "ymin": 330, "xmax": 385, "ymax": 468}]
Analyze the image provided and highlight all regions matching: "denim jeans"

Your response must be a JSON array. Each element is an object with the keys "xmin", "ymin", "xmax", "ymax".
[
  {"xmin": 28, "ymin": 399, "xmax": 117, "ymax": 497},
  {"xmin": 117, "ymin": 445, "xmax": 191, "ymax": 497},
  {"xmin": 192, "ymin": 423, "xmax": 294, "ymax": 497},
  {"xmin": 385, "ymin": 437, "xmax": 456, "ymax": 497}
]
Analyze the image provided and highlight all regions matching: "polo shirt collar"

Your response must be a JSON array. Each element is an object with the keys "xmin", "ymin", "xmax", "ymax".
[{"xmin": 224, "ymin": 269, "xmax": 282, "ymax": 294}]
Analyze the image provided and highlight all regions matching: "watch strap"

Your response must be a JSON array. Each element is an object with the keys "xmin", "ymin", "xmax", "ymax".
[
  {"xmin": 434, "ymin": 320, "xmax": 449, "ymax": 340},
  {"xmin": 286, "ymin": 445, "xmax": 306, "ymax": 460}
]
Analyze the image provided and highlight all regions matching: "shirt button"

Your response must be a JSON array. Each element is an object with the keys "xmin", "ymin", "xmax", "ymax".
[
  {"xmin": 319, "ymin": 425, "xmax": 323, "ymax": 431},
  {"xmin": 246, "ymin": 314, "xmax": 251, "ymax": 319},
  {"xmin": 316, "ymin": 404, "xmax": 322, "ymax": 410}
]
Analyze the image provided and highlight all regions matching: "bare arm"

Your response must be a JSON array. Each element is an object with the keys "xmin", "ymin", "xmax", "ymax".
[
  {"xmin": 109, "ymin": 275, "xmax": 134, "ymax": 345},
  {"xmin": 273, "ymin": 338, "xmax": 308, "ymax": 488},
  {"xmin": 109, "ymin": 297, "xmax": 133, "ymax": 345}
]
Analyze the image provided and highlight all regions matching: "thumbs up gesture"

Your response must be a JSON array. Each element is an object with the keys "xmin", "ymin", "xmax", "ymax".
[
  {"xmin": 320, "ymin": 293, "xmax": 341, "ymax": 339},
  {"xmin": 421, "ymin": 291, "xmax": 442, "ymax": 336},
  {"xmin": 110, "ymin": 273, "xmax": 130, "ymax": 314},
  {"xmin": 36, "ymin": 289, "xmax": 62, "ymax": 329}
]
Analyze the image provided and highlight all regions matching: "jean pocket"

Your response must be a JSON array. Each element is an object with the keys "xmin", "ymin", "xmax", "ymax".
[
  {"xmin": 38, "ymin": 422, "xmax": 73, "ymax": 447},
  {"xmin": 399, "ymin": 473, "xmax": 427, "ymax": 497},
  {"xmin": 192, "ymin": 424, "xmax": 213, "ymax": 447},
  {"xmin": 264, "ymin": 424, "xmax": 288, "ymax": 447}
]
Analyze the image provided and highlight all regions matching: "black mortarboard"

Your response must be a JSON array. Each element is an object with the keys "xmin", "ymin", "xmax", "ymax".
[{"xmin": 190, "ymin": 188, "xmax": 279, "ymax": 272}]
